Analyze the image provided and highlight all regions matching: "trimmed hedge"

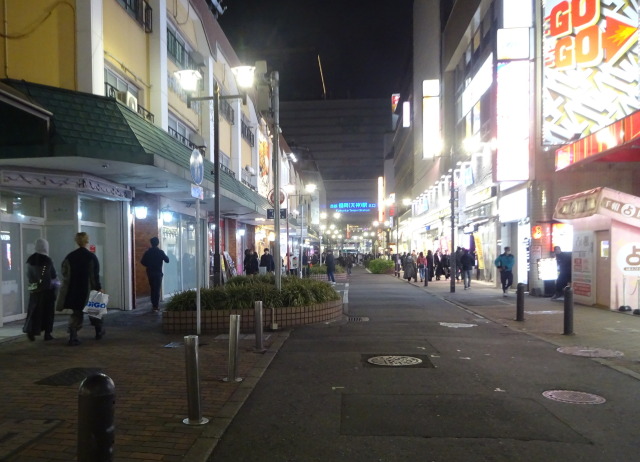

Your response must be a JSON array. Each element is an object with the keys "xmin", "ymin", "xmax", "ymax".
[
  {"xmin": 367, "ymin": 258, "xmax": 395, "ymax": 274},
  {"xmin": 165, "ymin": 274, "xmax": 341, "ymax": 311}
]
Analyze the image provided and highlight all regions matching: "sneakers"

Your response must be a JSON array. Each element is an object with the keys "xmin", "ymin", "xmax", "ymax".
[
  {"xmin": 95, "ymin": 329, "xmax": 105, "ymax": 340},
  {"xmin": 44, "ymin": 333, "xmax": 54, "ymax": 341},
  {"xmin": 68, "ymin": 338, "xmax": 81, "ymax": 346}
]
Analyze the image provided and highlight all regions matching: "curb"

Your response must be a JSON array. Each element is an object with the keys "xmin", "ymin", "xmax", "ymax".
[{"xmin": 182, "ymin": 330, "xmax": 291, "ymax": 462}]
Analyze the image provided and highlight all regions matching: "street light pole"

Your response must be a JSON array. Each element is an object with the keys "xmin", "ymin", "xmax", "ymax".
[
  {"xmin": 212, "ymin": 82, "xmax": 222, "ymax": 287},
  {"xmin": 450, "ymin": 172, "xmax": 456, "ymax": 293},
  {"xmin": 271, "ymin": 71, "xmax": 282, "ymax": 291}
]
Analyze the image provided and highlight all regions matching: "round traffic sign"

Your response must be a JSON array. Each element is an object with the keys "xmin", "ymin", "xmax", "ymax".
[{"xmin": 268, "ymin": 189, "xmax": 287, "ymax": 206}]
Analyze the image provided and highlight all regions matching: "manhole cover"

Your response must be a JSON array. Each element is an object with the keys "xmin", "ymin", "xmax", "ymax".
[
  {"xmin": 557, "ymin": 346, "xmax": 624, "ymax": 358},
  {"xmin": 36, "ymin": 368, "xmax": 102, "ymax": 386},
  {"xmin": 367, "ymin": 355, "xmax": 423, "ymax": 366},
  {"xmin": 542, "ymin": 390, "xmax": 606, "ymax": 405},
  {"xmin": 439, "ymin": 322, "xmax": 477, "ymax": 328},
  {"xmin": 349, "ymin": 317, "xmax": 369, "ymax": 322}
]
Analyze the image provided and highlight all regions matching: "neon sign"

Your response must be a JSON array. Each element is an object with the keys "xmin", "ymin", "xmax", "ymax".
[{"xmin": 329, "ymin": 202, "xmax": 377, "ymax": 213}]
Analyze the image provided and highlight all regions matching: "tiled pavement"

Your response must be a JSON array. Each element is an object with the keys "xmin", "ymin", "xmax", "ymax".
[{"xmin": 0, "ymin": 300, "xmax": 289, "ymax": 462}]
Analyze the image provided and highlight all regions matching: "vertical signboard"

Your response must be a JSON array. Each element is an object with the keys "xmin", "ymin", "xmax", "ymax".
[{"xmin": 542, "ymin": 0, "xmax": 640, "ymax": 145}]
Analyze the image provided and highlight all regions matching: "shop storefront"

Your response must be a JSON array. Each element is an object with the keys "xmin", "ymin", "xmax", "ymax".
[
  {"xmin": 554, "ymin": 187, "xmax": 640, "ymax": 311},
  {"xmin": 498, "ymin": 187, "xmax": 531, "ymax": 287}
]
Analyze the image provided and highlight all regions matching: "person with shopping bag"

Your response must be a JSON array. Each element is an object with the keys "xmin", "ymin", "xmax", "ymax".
[
  {"xmin": 55, "ymin": 232, "xmax": 104, "ymax": 346},
  {"xmin": 23, "ymin": 238, "xmax": 58, "ymax": 341}
]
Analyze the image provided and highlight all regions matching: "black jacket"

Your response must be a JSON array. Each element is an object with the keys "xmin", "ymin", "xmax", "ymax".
[
  {"xmin": 260, "ymin": 253, "xmax": 275, "ymax": 271},
  {"xmin": 141, "ymin": 246, "xmax": 169, "ymax": 275}
]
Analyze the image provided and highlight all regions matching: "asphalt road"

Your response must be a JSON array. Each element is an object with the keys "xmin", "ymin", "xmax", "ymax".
[{"xmin": 211, "ymin": 270, "xmax": 640, "ymax": 461}]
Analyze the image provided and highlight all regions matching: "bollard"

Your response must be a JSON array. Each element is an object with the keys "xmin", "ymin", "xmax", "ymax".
[
  {"xmin": 516, "ymin": 283, "xmax": 525, "ymax": 322},
  {"xmin": 563, "ymin": 286, "xmax": 574, "ymax": 335},
  {"xmin": 78, "ymin": 373, "xmax": 115, "ymax": 462},
  {"xmin": 183, "ymin": 335, "xmax": 209, "ymax": 425},
  {"xmin": 424, "ymin": 270, "xmax": 429, "ymax": 287},
  {"xmin": 254, "ymin": 301, "xmax": 265, "ymax": 352},
  {"xmin": 224, "ymin": 315, "xmax": 243, "ymax": 382}
]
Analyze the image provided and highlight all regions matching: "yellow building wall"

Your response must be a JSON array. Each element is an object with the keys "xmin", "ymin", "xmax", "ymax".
[
  {"xmin": 241, "ymin": 140, "xmax": 252, "ymax": 170},
  {"xmin": 0, "ymin": 0, "xmax": 75, "ymax": 88},
  {"xmin": 103, "ymin": 0, "xmax": 149, "ymax": 106},
  {"xmin": 220, "ymin": 118, "xmax": 231, "ymax": 157}
]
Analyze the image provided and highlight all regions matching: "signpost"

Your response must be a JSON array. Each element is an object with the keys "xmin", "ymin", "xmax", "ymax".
[{"xmin": 190, "ymin": 149, "xmax": 203, "ymax": 335}]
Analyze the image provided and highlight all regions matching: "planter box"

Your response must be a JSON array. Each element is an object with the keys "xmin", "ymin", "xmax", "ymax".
[{"xmin": 162, "ymin": 299, "xmax": 344, "ymax": 334}]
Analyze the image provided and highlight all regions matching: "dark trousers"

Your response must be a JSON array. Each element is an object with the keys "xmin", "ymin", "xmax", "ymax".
[
  {"xmin": 69, "ymin": 309, "xmax": 102, "ymax": 332},
  {"xmin": 555, "ymin": 274, "xmax": 571, "ymax": 297},
  {"xmin": 500, "ymin": 270, "xmax": 513, "ymax": 292},
  {"xmin": 148, "ymin": 272, "xmax": 163, "ymax": 308}
]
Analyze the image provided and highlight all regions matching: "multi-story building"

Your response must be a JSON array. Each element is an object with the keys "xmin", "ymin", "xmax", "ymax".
[
  {"xmin": 0, "ymin": 0, "xmax": 315, "ymax": 325},
  {"xmin": 390, "ymin": 0, "xmax": 640, "ymax": 310}
]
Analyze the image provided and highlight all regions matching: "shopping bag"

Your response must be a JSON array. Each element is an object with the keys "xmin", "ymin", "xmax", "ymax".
[{"xmin": 82, "ymin": 290, "xmax": 109, "ymax": 319}]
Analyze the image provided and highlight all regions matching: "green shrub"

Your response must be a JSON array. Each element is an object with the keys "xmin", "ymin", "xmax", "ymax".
[
  {"xmin": 367, "ymin": 258, "xmax": 395, "ymax": 274},
  {"xmin": 165, "ymin": 275, "xmax": 340, "ymax": 311},
  {"xmin": 308, "ymin": 264, "xmax": 345, "ymax": 274}
]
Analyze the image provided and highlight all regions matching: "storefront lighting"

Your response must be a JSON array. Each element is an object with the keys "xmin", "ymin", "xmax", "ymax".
[
  {"xmin": 133, "ymin": 205, "xmax": 148, "ymax": 220},
  {"xmin": 268, "ymin": 232, "xmax": 276, "ymax": 241},
  {"xmin": 237, "ymin": 229, "xmax": 246, "ymax": 237},
  {"xmin": 162, "ymin": 211, "xmax": 173, "ymax": 223}
]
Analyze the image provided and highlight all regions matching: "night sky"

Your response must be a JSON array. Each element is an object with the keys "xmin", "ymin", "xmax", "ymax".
[{"xmin": 217, "ymin": 0, "xmax": 414, "ymax": 101}]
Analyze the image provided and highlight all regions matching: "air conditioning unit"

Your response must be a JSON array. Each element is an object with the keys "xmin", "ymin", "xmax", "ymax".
[
  {"xmin": 189, "ymin": 132, "xmax": 206, "ymax": 148},
  {"xmin": 117, "ymin": 91, "xmax": 138, "ymax": 112},
  {"xmin": 244, "ymin": 165, "xmax": 256, "ymax": 175}
]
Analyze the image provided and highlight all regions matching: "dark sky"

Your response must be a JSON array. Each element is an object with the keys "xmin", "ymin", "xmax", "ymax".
[{"xmin": 217, "ymin": 0, "xmax": 414, "ymax": 101}]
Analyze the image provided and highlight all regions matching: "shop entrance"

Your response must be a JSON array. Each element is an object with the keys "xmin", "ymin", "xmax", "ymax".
[{"xmin": 595, "ymin": 230, "xmax": 611, "ymax": 308}]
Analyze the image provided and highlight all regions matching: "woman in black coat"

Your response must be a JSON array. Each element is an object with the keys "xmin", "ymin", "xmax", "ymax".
[{"xmin": 23, "ymin": 238, "xmax": 57, "ymax": 341}]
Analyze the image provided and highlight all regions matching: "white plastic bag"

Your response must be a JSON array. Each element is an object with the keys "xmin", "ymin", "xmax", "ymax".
[{"xmin": 82, "ymin": 290, "xmax": 109, "ymax": 319}]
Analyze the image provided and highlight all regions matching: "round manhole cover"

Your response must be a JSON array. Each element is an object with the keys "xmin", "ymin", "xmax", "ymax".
[
  {"xmin": 557, "ymin": 346, "xmax": 624, "ymax": 358},
  {"xmin": 543, "ymin": 390, "xmax": 606, "ymax": 405},
  {"xmin": 439, "ymin": 322, "xmax": 477, "ymax": 328},
  {"xmin": 367, "ymin": 355, "xmax": 423, "ymax": 366}
]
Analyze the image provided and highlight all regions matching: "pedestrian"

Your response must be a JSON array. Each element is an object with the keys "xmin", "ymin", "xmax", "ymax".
[
  {"xmin": 455, "ymin": 246, "xmax": 464, "ymax": 282},
  {"xmin": 426, "ymin": 250, "xmax": 434, "ymax": 281},
  {"xmin": 140, "ymin": 237, "xmax": 169, "ymax": 313},
  {"xmin": 434, "ymin": 250, "xmax": 444, "ymax": 280},
  {"xmin": 259, "ymin": 248, "xmax": 275, "ymax": 273},
  {"xmin": 494, "ymin": 246, "xmax": 515, "ymax": 296},
  {"xmin": 345, "ymin": 253, "xmax": 353, "ymax": 275},
  {"xmin": 442, "ymin": 250, "xmax": 451, "ymax": 279},
  {"xmin": 325, "ymin": 250, "xmax": 336, "ymax": 283},
  {"xmin": 23, "ymin": 238, "xmax": 57, "ymax": 341},
  {"xmin": 302, "ymin": 252, "xmax": 309, "ymax": 277},
  {"xmin": 551, "ymin": 246, "xmax": 572, "ymax": 300},
  {"xmin": 245, "ymin": 249, "xmax": 259, "ymax": 275},
  {"xmin": 403, "ymin": 252, "xmax": 417, "ymax": 283},
  {"xmin": 55, "ymin": 232, "xmax": 104, "ymax": 346},
  {"xmin": 287, "ymin": 252, "xmax": 298, "ymax": 276},
  {"xmin": 417, "ymin": 251, "xmax": 427, "ymax": 282},
  {"xmin": 460, "ymin": 248, "xmax": 475, "ymax": 289}
]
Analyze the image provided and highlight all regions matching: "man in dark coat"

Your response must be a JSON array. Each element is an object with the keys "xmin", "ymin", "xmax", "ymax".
[
  {"xmin": 259, "ymin": 248, "xmax": 275, "ymax": 273},
  {"xmin": 55, "ymin": 232, "xmax": 103, "ymax": 346},
  {"xmin": 141, "ymin": 237, "xmax": 170, "ymax": 312},
  {"xmin": 325, "ymin": 250, "xmax": 336, "ymax": 283},
  {"xmin": 552, "ymin": 246, "xmax": 572, "ymax": 299}
]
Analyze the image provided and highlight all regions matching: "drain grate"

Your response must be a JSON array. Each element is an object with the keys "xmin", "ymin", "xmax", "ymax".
[
  {"xmin": 349, "ymin": 316, "xmax": 369, "ymax": 323},
  {"xmin": 542, "ymin": 390, "xmax": 606, "ymax": 405},
  {"xmin": 362, "ymin": 354, "xmax": 435, "ymax": 368},
  {"xmin": 557, "ymin": 346, "xmax": 624, "ymax": 358},
  {"xmin": 36, "ymin": 368, "xmax": 102, "ymax": 386}
]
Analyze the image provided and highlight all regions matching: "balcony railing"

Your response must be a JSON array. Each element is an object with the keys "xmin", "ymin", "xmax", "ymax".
[
  {"xmin": 117, "ymin": 0, "xmax": 152, "ymax": 33},
  {"xmin": 241, "ymin": 119, "xmax": 255, "ymax": 147},
  {"xmin": 220, "ymin": 99, "xmax": 234, "ymax": 123},
  {"xmin": 105, "ymin": 82, "xmax": 155, "ymax": 123},
  {"xmin": 168, "ymin": 127, "xmax": 197, "ymax": 150}
]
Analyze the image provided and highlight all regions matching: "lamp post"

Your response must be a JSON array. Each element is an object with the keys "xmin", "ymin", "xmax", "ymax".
[{"xmin": 450, "ymin": 168, "xmax": 457, "ymax": 294}]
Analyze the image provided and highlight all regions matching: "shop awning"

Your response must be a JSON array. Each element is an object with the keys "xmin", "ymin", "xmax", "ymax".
[
  {"xmin": 556, "ymin": 110, "xmax": 640, "ymax": 170},
  {"xmin": 553, "ymin": 187, "xmax": 640, "ymax": 228},
  {"xmin": 0, "ymin": 79, "xmax": 270, "ymax": 216}
]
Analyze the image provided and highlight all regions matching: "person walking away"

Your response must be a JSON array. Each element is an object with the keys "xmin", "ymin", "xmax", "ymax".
[
  {"xmin": 325, "ymin": 250, "xmax": 336, "ymax": 283},
  {"xmin": 243, "ymin": 249, "xmax": 252, "ymax": 275},
  {"xmin": 460, "ymin": 248, "xmax": 475, "ymax": 289},
  {"xmin": 494, "ymin": 246, "xmax": 515, "ymax": 296},
  {"xmin": 24, "ymin": 238, "xmax": 57, "ymax": 341},
  {"xmin": 551, "ymin": 246, "xmax": 572, "ymax": 300},
  {"xmin": 140, "ymin": 237, "xmax": 169, "ymax": 312},
  {"xmin": 426, "ymin": 250, "xmax": 435, "ymax": 281},
  {"xmin": 442, "ymin": 250, "xmax": 451, "ymax": 279},
  {"xmin": 287, "ymin": 253, "xmax": 299, "ymax": 276},
  {"xmin": 403, "ymin": 252, "xmax": 417, "ymax": 282},
  {"xmin": 455, "ymin": 246, "xmax": 464, "ymax": 282},
  {"xmin": 259, "ymin": 248, "xmax": 275, "ymax": 273},
  {"xmin": 434, "ymin": 250, "xmax": 445, "ymax": 280},
  {"xmin": 55, "ymin": 232, "xmax": 103, "ymax": 345},
  {"xmin": 416, "ymin": 252, "xmax": 427, "ymax": 282},
  {"xmin": 302, "ymin": 252, "xmax": 309, "ymax": 277},
  {"xmin": 346, "ymin": 254, "xmax": 353, "ymax": 276},
  {"xmin": 245, "ymin": 250, "xmax": 259, "ymax": 276}
]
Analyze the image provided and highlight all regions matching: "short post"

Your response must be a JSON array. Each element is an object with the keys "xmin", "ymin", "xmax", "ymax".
[
  {"xmin": 563, "ymin": 286, "xmax": 574, "ymax": 335},
  {"xmin": 224, "ymin": 315, "xmax": 243, "ymax": 382},
  {"xmin": 516, "ymin": 283, "xmax": 525, "ymax": 322},
  {"xmin": 424, "ymin": 267, "xmax": 429, "ymax": 287},
  {"xmin": 78, "ymin": 373, "xmax": 115, "ymax": 462},
  {"xmin": 254, "ymin": 301, "xmax": 265, "ymax": 352},
  {"xmin": 183, "ymin": 335, "xmax": 209, "ymax": 425}
]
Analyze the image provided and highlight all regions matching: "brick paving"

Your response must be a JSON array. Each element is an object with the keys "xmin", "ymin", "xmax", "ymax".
[{"xmin": 0, "ymin": 301, "xmax": 288, "ymax": 462}]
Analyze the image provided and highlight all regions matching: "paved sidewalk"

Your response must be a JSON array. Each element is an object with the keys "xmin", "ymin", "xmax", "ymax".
[
  {"xmin": 0, "ymin": 300, "xmax": 289, "ymax": 462},
  {"xmin": 399, "ymin": 275, "xmax": 640, "ymax": 379}
]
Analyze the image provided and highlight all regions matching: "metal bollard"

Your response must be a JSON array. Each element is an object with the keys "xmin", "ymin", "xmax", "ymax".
[
  {"xmin": 78, "ymin": 373, "xmax": 115, "ymax": 462},
  {"xmin": 254, "ymin": 301, "xmax": 265, "ymax": 352},
  {"xmin": 563, "ymin": 286, "xmax": 574, "ymax": 335},
  {"xmin": 183, "ymin": 335, "xmax": 209, "ymax": 425},
  {"xmin": 224, "ymin": 315, "xmax": 243, "ymax": 382},
  {"xmin": 516, "ymin": 283, "xmax": 525, "ymax": 322},
  {"xmin": 424, "ymin": 270, "xmax": 429, "ymax": 287}
]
